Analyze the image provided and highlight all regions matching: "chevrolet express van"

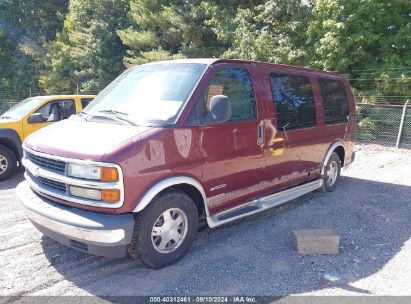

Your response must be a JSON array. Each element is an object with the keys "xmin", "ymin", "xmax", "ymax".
[
  {"xmin": 0, "ymin": 95, "xmax": 95, "ymax": 180},
  {"xmin": 16, "ymin": 59, "xmax": 355, "ymax": 268}
]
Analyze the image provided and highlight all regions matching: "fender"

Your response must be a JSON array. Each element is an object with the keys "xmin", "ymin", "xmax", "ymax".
[
  {"xmin": 320, "ymin": 140, "xmax": 345, "ymax": 175},
  {"xmin": 0, "ymin": 129, "xmax": 23, "ymax": 159},
  {"xmin": 133, "ymin": 176, "xmax": 209, "ymax": 217}
]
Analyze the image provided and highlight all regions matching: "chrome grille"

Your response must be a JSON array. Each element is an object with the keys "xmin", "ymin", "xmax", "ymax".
[
  {"xmin": 27, "ymin": 171, "xmax": 66, "ymax": 192},
  {"xmin": 23, "ymin": 147, "xmax": 124, "ymax": 208},
  {"xmin": 26, "ymin": 151, "xmax": 66, "ymax": 174}
]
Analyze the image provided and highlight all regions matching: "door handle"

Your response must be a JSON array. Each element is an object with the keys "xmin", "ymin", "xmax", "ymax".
[{"xmin": 257, "ymin": 122, "xmax": 264, "ymax": 145}]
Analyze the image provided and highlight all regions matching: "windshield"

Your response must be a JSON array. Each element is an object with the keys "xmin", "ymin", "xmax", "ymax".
[
  {"xmin": 1, "ymin": 97, "xmax": 46, "ymax": 119},
  {"xmin": 84, "ymin": 63, "xmax": 207, "ymax": 126}
]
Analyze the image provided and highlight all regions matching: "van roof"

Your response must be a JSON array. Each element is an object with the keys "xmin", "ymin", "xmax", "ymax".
[{"xmin": 144, "ymin": 58, "xmax": 343, "ymax": 78}]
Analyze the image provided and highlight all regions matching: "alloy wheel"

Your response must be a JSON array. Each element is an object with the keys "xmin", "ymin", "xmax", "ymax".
[
  {"xmin": 0, "ymin": 154, "xmax": 8, "ymax": 175},
  {"xmin": 326, "ymin": 160, "xmax": 338, "ymax": 187}
]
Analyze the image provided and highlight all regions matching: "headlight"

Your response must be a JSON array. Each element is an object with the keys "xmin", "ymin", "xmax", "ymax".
[
  {"xmin": 68, "ymin": 164, "xmax": 101, "ymax": 180},
  {"xmin": 68, "ymin": 164, "xmax": 119, "ymax": 182}
]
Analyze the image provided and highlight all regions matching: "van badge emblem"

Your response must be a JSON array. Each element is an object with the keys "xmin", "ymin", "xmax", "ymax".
[{"xmin": 34, "ymin": 165, "xmax": 40, "ymax": 175}]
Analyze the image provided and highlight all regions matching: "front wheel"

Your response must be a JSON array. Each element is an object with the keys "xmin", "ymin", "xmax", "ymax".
[
  {"xmin": 321, "ymin": 152, "xmax": 341, "ymax": 192},
  {"xmin": 0, "ymin": 145, "xmax": 17, "ymax": 181},
  {"xmin": 127, "ymin": 190, "xmax": 198, "ymax": 268}
]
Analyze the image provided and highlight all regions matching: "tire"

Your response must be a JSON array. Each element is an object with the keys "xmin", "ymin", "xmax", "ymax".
[
  {"xmin": 0, "ymin": 145, "xmax": 17, "ymax": 181},
  {"xmin": 320, "ymin": 152, "xmax": 341, "ymax": 192},
  {"xmin": 127, "ymin": 190, "xmax": 199, "ymax": 268}
]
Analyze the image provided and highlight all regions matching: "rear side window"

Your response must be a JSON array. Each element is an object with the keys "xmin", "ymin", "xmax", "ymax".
[
  {"xmin": 319, "ymin": 78, "xmax": 349, "ymax": 124},
  {"xmin": 200, "ymin": 68, "xmax": 256, "ymax": 123},
  {"xmin": 269, "ymin": 73, "xmax": 316, "ymax": 130},
  {"xmin": 81, "ymin": 98, "xmax": 94, "ymax": 109}
]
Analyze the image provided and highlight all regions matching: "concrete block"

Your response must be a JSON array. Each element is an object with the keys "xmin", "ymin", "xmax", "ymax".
[{"xmin": 293, "ymin": 229, "xmax": 339, "ymax": 255}]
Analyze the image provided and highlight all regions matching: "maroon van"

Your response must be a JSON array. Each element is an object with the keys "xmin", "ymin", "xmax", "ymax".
[{"xmin": 16, "ymin": 59, "xmax": 355, "ymax": 268}]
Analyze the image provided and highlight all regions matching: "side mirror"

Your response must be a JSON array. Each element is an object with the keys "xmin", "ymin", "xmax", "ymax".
[
  {"xmin": 28, "ymin": 113, "xmax": 45, "ymax": 124},
  {"xmin": 207, "ymin": 95, "xmax": 231, "ymax": 124}
]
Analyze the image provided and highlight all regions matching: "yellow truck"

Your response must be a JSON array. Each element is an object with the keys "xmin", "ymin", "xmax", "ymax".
[{"xmin": 0, "ymin": 95, "xmax": 95, "ymax": 181}]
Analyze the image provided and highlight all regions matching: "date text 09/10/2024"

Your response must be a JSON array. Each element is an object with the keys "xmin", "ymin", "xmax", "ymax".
[{"xmin": 149, "ymin": 296, "xmax": 258, "ymax": 303}]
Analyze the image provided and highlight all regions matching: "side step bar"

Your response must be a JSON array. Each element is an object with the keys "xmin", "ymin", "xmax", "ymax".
[{"xmin": 206, "ymin": 179, "xmax": 323, "ymax": 228}]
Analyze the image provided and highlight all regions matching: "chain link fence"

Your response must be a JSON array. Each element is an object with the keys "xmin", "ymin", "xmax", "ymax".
[
  {"xmin": 356, "ymin": 102, "xmax": 411, "ymax": 148},
  {"xmin": 0, "ymin": 102, "xmax": 18, "ymax": 115},
  {"xmin": 0, "ymin": 89, "xmax": 46, "ymax": 103},
  {"xmin": 1, "ymin": 94, "xmax": 410, "ymax": 149}
]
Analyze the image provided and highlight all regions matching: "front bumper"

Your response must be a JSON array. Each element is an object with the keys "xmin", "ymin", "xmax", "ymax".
[{"xmin": 16, "ymin": 181, "xmax": 135, "ymax": 258}]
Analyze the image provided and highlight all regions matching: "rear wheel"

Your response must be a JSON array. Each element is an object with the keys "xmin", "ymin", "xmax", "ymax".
[
  {"xmin": 127, "ymin": 190, "xmax": 198, "ymax": 268},
  {"xmin": 321, "ymin": 152, "xmax": 341, "ymax": 192},
  {"xmin": 0, "ymin": 145, "xmax": 17, "ymax": 181}
]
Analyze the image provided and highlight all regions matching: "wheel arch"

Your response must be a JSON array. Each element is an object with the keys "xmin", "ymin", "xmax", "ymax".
[
  {"xmin": 132, "ymin": 176, "xmax": 208, "ymax": 218},
  {"xmin": 321, "ymin": 140, "xmax": 345, "ymax": 175},
  {"xmin": 0, "ymin": 129, "xmax": 23, "ymax": 160}
]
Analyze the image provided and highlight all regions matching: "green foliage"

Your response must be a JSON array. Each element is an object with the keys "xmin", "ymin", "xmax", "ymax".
[
  {"xmin": 308, "ymin": 0, "xmax": 410, "ymax": 70},
  {"xmin": 219, "ymin": 0, "xmax": 312, "ymax": 66},
  {"xmin": 0, "ymin": 0, "xmax": 410, "ymax": 101},
  {"xmin": 0, "ymin": 30, "xmax": 13, "ymax": 93},
  {"xmin": 307, "ymin": 0, "xmax": 411, "ymax": 98},
  {"xmin": 118, "ymin": 0, "xmax": 265, "ymax": 65},
  {"xmin": 40, "ymin": 0, "xmax": 130, "ymax": 93},
  {"xmin": 124, "ymin": 49, "xmax": 185, "ymax": 66},
  {"xmin": 39, "ymin": 32, "xmax": 77, "ymax": 93},
  {"xmin": 0, "ymin": 0, "xmax": 69, "ymax": 96}
]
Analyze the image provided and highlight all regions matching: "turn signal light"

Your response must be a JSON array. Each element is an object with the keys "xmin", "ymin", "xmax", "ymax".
[
  {"xmin": 102, "ymin": 189, "xmax": 120, "ymax": 203},
  {"xmin": 101, "ymin": 167, "xmax": 119, "ymax": 182}
]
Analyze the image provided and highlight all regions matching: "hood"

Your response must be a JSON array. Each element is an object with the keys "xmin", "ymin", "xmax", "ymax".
[
  {"xmin": 25, "ymin": 117, "xmax": 152, "ymax": 161},
  {"xmin": 0, "ymin": 116, "xmax": 20, "ymax": 124}
]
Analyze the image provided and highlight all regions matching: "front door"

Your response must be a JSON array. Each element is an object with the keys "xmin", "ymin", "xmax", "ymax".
[
  {"xmin": 23, "ymin": 99, "xmax": 77, "ymax": 139},
  {"xmin": 190, "ymin": 64, "xmax": 266, "ymax": 214}
]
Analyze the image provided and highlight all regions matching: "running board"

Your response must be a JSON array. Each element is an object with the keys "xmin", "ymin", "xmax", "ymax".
[{"xmin": 206, "ymin": 179, "xmax": 323, "ymax": 228}]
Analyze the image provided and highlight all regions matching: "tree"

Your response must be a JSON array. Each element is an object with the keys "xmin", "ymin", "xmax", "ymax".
[
  {"xmin": 1, "ymin": 0, "xmax": 410, "ymax": 101},
  {"xmin": 214, "ymin": 0, "xmax": 312, "ymax": 65},
  {"xmin": 40, "ymin": 0, "xmax": 130, "ymax": 93},
  {"xmin": 118, "ymin": 0, "xmax": 264, "ymax": 65},
  {"xmin": 306, "ymin": 0, "xmax": 411, "ymax": 98},
  {"xmin": 38, "ymin": 31, "xmax": 77, "ymax": 93},
  {"xmin": 0, "ymin": 30, "xmax": 13, "ymax": 94},
  {"xmin": 0, "ymin": 0, "xmax": 69, "ymax": 97},
  {"xmin": 207, "ymin": 0, "xmax": 410, "ymax": 99}
]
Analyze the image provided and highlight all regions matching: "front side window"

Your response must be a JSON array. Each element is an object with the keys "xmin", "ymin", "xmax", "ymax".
[
  {"xmin": 85, "ymin": 63, "xmax": 207, "ymax": 127},
  {"xmin": 270, "ymin": 73, "xmax": 316, "ymax": 130},
  {"xmin": 319, "ymin": 78, "xmax": 349, "ymax": 124},
  {"xmin": 1, "ymin": 97, "xmax": 46, "ymax": 119},
  {"xmin": 193, "ymin": 67, "xmax": 256, "ymax": 124},
  {"xmin": 33, "ymin": 99, "xmax": 76, "ymax": 123}
]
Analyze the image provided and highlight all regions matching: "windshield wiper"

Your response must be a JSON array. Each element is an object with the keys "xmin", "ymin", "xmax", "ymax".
[
  {"xmin": 98, "ymin": 109, "xmax": 129, "ymax": 116},
  {"xmin": 143, "ymin": 120, "xmax": 174, "ymax": 128},
  {"xmin": 93, "ymin": 109, "xmax": 138, "ymax": 126},
  {"xmin": 0, "ymin": 116, "xmax": 12, "ymax": 119},
  {"xmin": 78, "ymin": 111, "xmax": 89, "ymax": 121}
]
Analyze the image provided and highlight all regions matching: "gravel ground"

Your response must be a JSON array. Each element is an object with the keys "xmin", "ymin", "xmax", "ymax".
[{"xmin": 0, "ymin": 144, "xmax": 410, "ymax": 298}]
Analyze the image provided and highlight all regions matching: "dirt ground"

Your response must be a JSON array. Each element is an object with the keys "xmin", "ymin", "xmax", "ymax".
[{"xmin": 0, "ymin": 144, "xmax": 410, "ymax": 299}]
